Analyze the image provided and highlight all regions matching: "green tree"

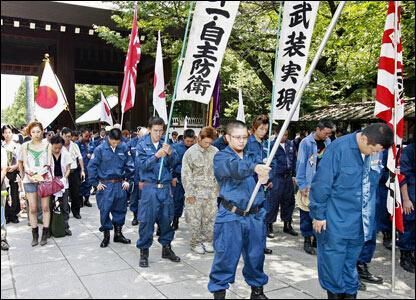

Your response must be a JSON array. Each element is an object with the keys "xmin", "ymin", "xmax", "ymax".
[
  {"xmin": 95, "ymin": 1, "xmax": 415, "ymax": 124},
  {"xmin": 75, "ymin": 84, "xmax": 118, "ymax": 119}
]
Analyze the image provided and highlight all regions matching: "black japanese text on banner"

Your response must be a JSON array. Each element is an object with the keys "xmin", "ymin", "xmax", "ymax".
[
  {"xmin": 273, "ymin": 1, "xmax": 319, "ymax": 121},
  {"xmin": 175, "ymin": 1, "xmax": 240, "ymax": 104}
]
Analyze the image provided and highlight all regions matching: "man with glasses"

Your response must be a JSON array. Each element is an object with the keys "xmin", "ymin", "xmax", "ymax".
[
  {"xmin": 208, "ymin": 120, "xmax": 271, "ymax": 300},
  {"xmin": 135, "ymin": 117, "xmax": 180, "ymax": 268}
]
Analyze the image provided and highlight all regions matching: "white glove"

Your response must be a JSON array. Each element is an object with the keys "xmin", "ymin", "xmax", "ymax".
[{"xmin": 122, "ymin": 181, "xmax": 130, "ymax": 190}]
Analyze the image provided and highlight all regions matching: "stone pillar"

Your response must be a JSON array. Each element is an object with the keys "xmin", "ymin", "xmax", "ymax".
[{"xmin": 25, "ymin": 76, "xmax": 34, "ymax": 123}]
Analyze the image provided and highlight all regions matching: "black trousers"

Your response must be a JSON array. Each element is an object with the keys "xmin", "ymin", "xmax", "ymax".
[
  {"xmin": 68, "ymin": 169, "xmax": 81, "ymax": 215},
  {"xmin": 5, "ymin": 170, "xmax": 20, "ymax": 221}
]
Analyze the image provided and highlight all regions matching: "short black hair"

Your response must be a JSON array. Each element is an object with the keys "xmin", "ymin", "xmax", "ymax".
[
  {"xmin": 148, "ymin": 116, "xmax": 165, "ymax": 128},
  {"xmin": 80, "ymin": 128, "xmax": 90, "ymax": 134},
  {"xmin": 226, "ymin": 120, "xmax": 247, "ymax": 135},
  {"xmin": 108, "ymin": 128, "xmax": 122, "ymax": 140},
  {"xmin": 100, "ymin": 128, "xmax": 106, "ymax": 133},
  {"xmin": 172, "ymin": 131, "xmax": 178, "ymax": 136},
  {"xmin": 61, "ymin": 127, "xmax": 72, "ymax": 135},
  {"xmin": 317, "ymin": 120, "xmax": 335, "ymax": 130},
  {"xmin": 362, "ymin": 123, "xmax": 394, "ymax": 149},
  {"xmin": 50, "ymin": 135, "xmax": 64, "ymax": 145},
  {"xmin": 72, "ymin": 130, "xmax": 80, "ymax": 137},
  {"xmin": 183, "ymin": 129, "xmax": 195, "ymax": 139}
]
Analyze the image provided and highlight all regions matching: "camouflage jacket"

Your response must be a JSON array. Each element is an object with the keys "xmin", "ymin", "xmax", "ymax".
[{"xmin": 181, "ymin": 143, "xmax": 219, "ymax": 199}]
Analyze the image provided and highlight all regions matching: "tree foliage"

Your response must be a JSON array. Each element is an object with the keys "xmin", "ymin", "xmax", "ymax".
[
  {"xmin": 95, "ymin": 1, "xmax": 415, "ymax": 124},
  {"xmin": 75, "ymin": 84, "xmax": 118, "ymax": 119}
]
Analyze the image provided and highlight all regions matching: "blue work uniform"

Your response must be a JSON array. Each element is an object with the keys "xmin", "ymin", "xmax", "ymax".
[
  {"xmin": 296, "ymin": 133, "xmax": 331, "ymax": 238},
  {"xmin": 171, "ymin": 142, "xmax": 191, "ymax": 218},
  {"xmin": 87, "ymin": 140, "xmax": 134, "ymax": 232},
  {"xmin": 135, "ymin": 135, "xmax": 179, "ymax": 250},
  {"xmin": 397, "ymin": 143, "xmax": 415, "ymax": 252},
  {"xmin": 213, "ymin": 136, "xmax": 228, "ymax": 151},
  {"xmin": 266, "ymin": 139, "xmax": 297, "ymax": 224},
  {"xmin": 309, "ymin": 132, "xmax": 383, "ymax": 295},
  {"xmin": 208, "ymin": 146, "xmax": 268, "ymax": 293},
  {"xmin": 76, "ymin": 140, "xmax": 93, "ymax": 200},
  {"xmin": 129, "ymin": 135, "xmax": 146, "ymax": 216}
]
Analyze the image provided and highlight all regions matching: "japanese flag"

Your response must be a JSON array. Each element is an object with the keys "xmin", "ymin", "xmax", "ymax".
[
  {"xmin": 34, "ymin": 61, "xmax": 67, "ymax": 128},
  {"xmin": 100, "ymin": 91, "xmax": 113, "ymax": 126},
  {"xmin": 153, "ymin": 31, "xmax": 168, "ymax": 123}
]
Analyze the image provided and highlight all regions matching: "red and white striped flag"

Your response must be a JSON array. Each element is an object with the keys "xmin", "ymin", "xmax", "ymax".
[
  {"xmin": 120, "ymin": 1, "xmax": 141, "ymax": 113},
  {"xmin": 374, "ymin": 0, "xmax": 404, "ymax": 233},
  {"xmin": 100, "ymin": 92, "xmax": 113, "ymax": 126}
]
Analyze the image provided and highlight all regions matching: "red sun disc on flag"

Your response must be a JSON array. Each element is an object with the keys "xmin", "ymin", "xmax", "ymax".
[{"xmin": 36, "ymin": 86, "xmax": 58, "ymax": 109}]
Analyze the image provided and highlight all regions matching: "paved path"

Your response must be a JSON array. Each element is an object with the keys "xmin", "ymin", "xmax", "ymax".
[{"xmin": 1, "ymin": 196, "xmax": 414, "ymax": 299}]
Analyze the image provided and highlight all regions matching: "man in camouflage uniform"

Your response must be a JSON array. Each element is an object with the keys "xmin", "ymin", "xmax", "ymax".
[{"xmin": 182, "ymin": 127, "xmax": 219, "ymax": 254}]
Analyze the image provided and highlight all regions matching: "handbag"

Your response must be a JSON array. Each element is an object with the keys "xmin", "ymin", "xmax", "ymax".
[
  {"xmin": 51, "ymin": 203, "xmax": 66, "ymax": 238},
  {"xmin": 38, "ymin": 167, "xmax": 64, "ymax": 198}
]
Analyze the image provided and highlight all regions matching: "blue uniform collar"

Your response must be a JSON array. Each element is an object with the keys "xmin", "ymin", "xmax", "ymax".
[{"xmin": 224, "ymin": 145, "xmax": 247, "ymax": 159}]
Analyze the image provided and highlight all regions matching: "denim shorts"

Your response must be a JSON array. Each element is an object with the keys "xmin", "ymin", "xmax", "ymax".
[{"xmin": 24, "ymin": 183, "xmax": 39, "ymax": 193}]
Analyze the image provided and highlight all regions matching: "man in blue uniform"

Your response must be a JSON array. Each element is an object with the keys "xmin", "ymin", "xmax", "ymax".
[
  {"xmin": 296, "ymin": 120, "xmax": 334, "ymax": 255},
  {"xmin": 245, "ymin": 115, "xmax": 274, "ymax": 255},
  {"xmin": 171, "ymin": 129, "xmax": 196, "ymax": 230},
  {"xmin": 398, "ymin": 142, "xmax": 415, "ymax": 273},
  {"xmin": 76, "ymin": 128, "xmax": 93, "ymax": 207},
  {"xmin": 135, "ymin": 117, "xmax": 180, "ymax": 268},
  {"xmin": 309, "ymin": 123, "xmax": 393, "ymax": 299},
  {"xmin": 266, "ymin": 129, "xmax": 298, "ymax": 237},
  {"xmin": 88, "ymin": 128, "xmax": 135, "ymax": 248},
  {"xmin": 208, "ymin": 120, "xmax": 271, "ymax": 300}
]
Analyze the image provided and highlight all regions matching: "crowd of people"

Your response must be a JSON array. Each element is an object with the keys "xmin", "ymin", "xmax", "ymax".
[{"xmin": 1, "ymin": 116, "xmax": 414, "ymax": 299}]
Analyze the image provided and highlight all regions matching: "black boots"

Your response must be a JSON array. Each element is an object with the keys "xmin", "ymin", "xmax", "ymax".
[
  {"xmin": 31, "ymin": 227, "xmax": 39, "ymax": 247},
  {"xmin": 283, "ymin": 221, "xmax": 298, "ymax": 236},
  {"xmin": 213, "ymin": 290, "xmax": 226, "ymax": 299},
  {"xmin": 139, "ymin": 248, "xmax": 149, "ymax": 268},
  {"xmin": 304, "ymin": 237, "xmax": 316, "ymax": 255},
  {"xmin": 114, "ymin": 226, "xmax": 131, "ymax": 244},
  {"xmin": 382, "ymin": 231, "xmax": 392, "ymax": 250},
  {"xmin": 357, "ymin": 262, "xmax": 383, "ymax": 284},
  {"xmin": 327, "ymin": 291, "xmax": 344, "ymax": 299},
  {"xmin": 132, "ymin": 213, "xmax": 139, "ymax": 226},
  {"xmin": 343, "ymin": 294, "xmax": 357, "ymax": 299},
  {"xmin": 162, "ymin": 245, "xmax": 181, "ymax": 262},
  {"xmin": 100, "ymin": 230, "xmax": 110, "ymax": 248},
  {"xmin": 266, "ymin": 223, "xmax": 274, "ymax": 238},
  {"xmin": 172, "ymin": 217, "xmax": 179, "ymax": 231},
  {"xmin": 40, "ymin": 227, "xmax": 48, "ymax": 246},
  {"xmin": 400, "ymin": 250, "xmax": 415, "ymax": 273},
  {"xmin": 264, "ymin": 247, "xmax": 273, "ymax": 255},
  {"xmin": 250, "ymin": 286, "xmax": 268, "ymax": 299},
  {"xmin": 84, "ymin": 196, "xmax": 92, "ymax": 207}
]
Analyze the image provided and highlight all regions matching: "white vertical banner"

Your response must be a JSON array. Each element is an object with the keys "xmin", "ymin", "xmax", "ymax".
[
  {"xmin": 273, "ymin": 1, "xmax": 320, "ymax": 121},
  {"xmin": 153, "ymin": 31, "xmax": 168, "ymax": 123},
  {"xmin": 184, "ymin": 115, "xmax": 188, "ymax": 130},
  {"xmin": 176, "ymin": 1, "xmax": 240, "ymax": 104},
  {"xmin": 236, "ymin": 88, "xmax": 245, "ymax": 123}
]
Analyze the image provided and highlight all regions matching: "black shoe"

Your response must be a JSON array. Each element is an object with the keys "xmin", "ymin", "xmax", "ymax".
[
  {"xmin": 40, "ymin": 227, "xmax": 49, "ymax": 246},
  {"xmin": 327, "ymin": 291, "xmax": 344, "ymax": 299},
  {"xmin": 400, "ymin": 251, "xmax": 415, "ymax": 273},
  {"xmin": 311, "ymin": 236, "xmax": 317, "ymax": 248},
  {"xmin": 132, "ymin": 213, "xmax": 139, "ymax": 226},
  {"xmin": 31, "ymin": 227, "xmax": 39, "ymax": 247},
  {"xmin": 162, "ymin": 245, "xmax": 181, "ymax": 262},
  {"xmin": 382, "ymin": 231, "xmax": 392, "ymax": 250},
  {"xmin": 100, "ymin": 230, "xmax": 110, "ymax": 248},
  {"xmin": 172, "ymin": 217, "xmax": 179, "ymax": 231},
  {"xmin": 139, "ymin": 248, "xmax": 149, "ymax": 268},
  {"xmin": 250, "ymin": 286, "xmax": 268, "ymax": 299},
  {"xmin": 213, "ymin": 290, "xmax": 226, "ymax": 300},
  {"xmin": 359, "ymin": 279, "xmax": 367, "ymax": 291},
  {"xmin": 264, "ymin": 247, "xmax": 273, "ymax": 255},
  {"xmin": 267, "ymin": 223, "xmax": 274, "ymax": 238},
  {"xmin": 65, "ymin": 228, "xmax": 72, "ymax": 236},
  {"xmin": 11, "ymin": 218, "xmax": 19, "ymax": 224},
  {"xmin": 84, "ymin": 197, "xmax": 92, "ymax": 207},
  {"xmin": 156, "ymin": 225, "xmax": 161, "ymax": 236},
  {"xmin": 357, "ymin": 263, "xmax": 383, "ymax": 284},
  {"xmin": 283, "ymin": 221, "xmax": 298, "ymax": 236},
  {"xmin": 343, "ymin": 294, "xmax": 357, "ymax": 299},
  {"xmin": 1, "ymin": 239, "xmax": 9, "ymax": 251},
  {"xmin": 113, "ymin": 225, "xmax": 131, "ymax": 244},
  {"xmin": 303, "ymin": 237, "xmax": 316, "ymax": 255},
  {"xmin": 73, "ymin": 213, "xmax": 82, "ymax": 219}
]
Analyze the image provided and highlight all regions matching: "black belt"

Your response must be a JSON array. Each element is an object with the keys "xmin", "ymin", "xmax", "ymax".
[
  {"xmin": 277, "ymin": 173, "xmax": 292, "ymax": 178},
  {"xmin": 219, "ymin": 198, "xmax": 259, "ymax": 217},
  {"xmin": 142, "ymin": 182, "xmax": 168, "ymax": 189}
]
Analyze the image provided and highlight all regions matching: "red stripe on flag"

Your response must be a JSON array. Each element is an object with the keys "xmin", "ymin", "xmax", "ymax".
[
  {"xmin": 382, "ymin": 29, "xmax": 394, "ymax": 44},
  {"xmin": 375, "ymin": 110, "xmax": 392, "ymax": 125},
  {"xmin": 375, "ymin": 85, "xmax": 394, "ymax": 108},
  {"xmin": 387, "ymin": 1, "xmax": 395, "ymax": 14},
  {"xmin": 378, "ymin": 57, "xmax": 395, "ymax": 74}
]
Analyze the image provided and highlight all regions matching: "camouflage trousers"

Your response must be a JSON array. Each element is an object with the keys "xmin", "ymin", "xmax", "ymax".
[{"xmin": 185, "ymin": 197, "xmax": 217, "ymax": 248}]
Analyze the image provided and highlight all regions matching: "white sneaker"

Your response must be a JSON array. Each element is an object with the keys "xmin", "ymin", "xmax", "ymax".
[
  {"xmin": 202, "ymin": 243, "xmax": 214, "ymax": 253},
  {"xmin": 191, "ymin": 244, "xmax": 205, "ymax": 254}
]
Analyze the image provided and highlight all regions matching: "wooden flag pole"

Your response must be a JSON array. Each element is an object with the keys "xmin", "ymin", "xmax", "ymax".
[
  {"xmin": 157, "ymin": 1, "xmax": 195, "ymax": 182},
  {"xmin": 245, "ymin": 1, "xmax": 346, "ymax": 212}
]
